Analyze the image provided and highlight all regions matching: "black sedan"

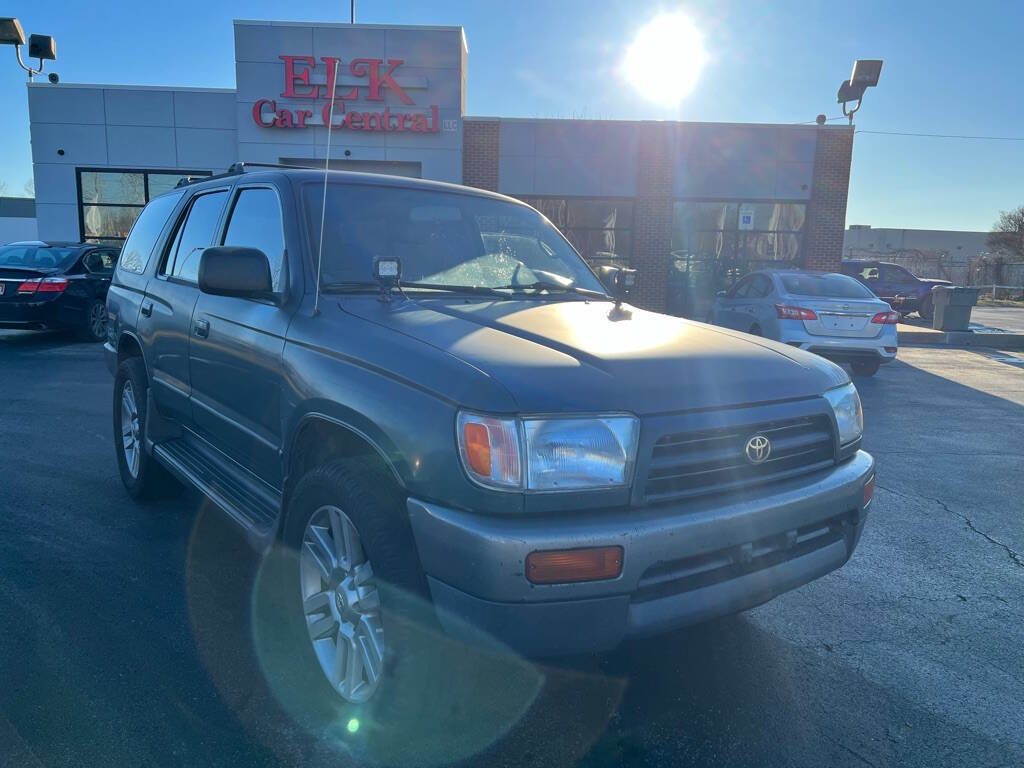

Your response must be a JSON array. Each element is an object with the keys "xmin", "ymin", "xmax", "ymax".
[{"xmin": 0, "ymin": 241, "xmax": 119, "ymax": 342}]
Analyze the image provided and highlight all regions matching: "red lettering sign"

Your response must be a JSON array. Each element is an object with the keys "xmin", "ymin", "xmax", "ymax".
[
  {"xmin": 279, "ymin": 56, "xmax": 318, "ymax": 99},
  {"xmin": 254, "ymin": 55, "xmax": 440, "ymax": 133}
]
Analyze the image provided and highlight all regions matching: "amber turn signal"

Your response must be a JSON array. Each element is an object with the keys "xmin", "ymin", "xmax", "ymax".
[
  {"xmin": 863, "ymin": 475, "xmax": 874, "ymax": 508},
  {"xmin": 526, "ymin": 546, "xmax": 623, "ymax": 584}
]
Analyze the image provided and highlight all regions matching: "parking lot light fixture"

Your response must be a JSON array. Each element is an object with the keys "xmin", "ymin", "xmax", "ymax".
[
  {"xmin": 0, "ymin": 17, "xmax": 57, "ymax": 81},
  {"xmin": 837, "ymin": 59, "xmax": 883, "ymax": 124},
  {"xmin": 0, "ymin": 18, "xmax": 25, "ymax": 46}
]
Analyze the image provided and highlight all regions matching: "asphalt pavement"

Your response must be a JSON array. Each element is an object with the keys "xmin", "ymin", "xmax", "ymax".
[
  {"xmin": 970, "ymin": 306, "xmax": 1024, "ymax": 333},
  {"xmin": 1, "ymin": 331, "xmax": 1023, "ymax": 768}
]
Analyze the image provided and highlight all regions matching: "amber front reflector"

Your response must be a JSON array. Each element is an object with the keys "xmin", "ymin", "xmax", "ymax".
[
  {"xmin": 526, "ymin": 546, "xmax": 623, "ymax": 584},
  {"xmin": 863, "ymin": 475, "xmax": 875, "ymax": 507},
  {"xmin": 463, "ymin": 422, "xmax": 491, "ymax": 476}
]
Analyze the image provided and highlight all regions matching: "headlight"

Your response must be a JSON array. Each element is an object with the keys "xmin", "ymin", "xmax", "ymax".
[
  {"xmin": 456, "ymin": 411, "xmax": 639, "ymax": 492},
  {"xmin": 823, "ymin": 382, "xmax": 863, "ymax": 445}
]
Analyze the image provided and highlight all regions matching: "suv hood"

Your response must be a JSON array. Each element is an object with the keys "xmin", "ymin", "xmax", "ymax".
[{"xmin": 342, "ymin": 297, "xmax": 848, "ymax": 414}]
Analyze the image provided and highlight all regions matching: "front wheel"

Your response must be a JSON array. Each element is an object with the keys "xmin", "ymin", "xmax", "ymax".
[
  {"xmin": 851, "ymin": 359, "xmax": 880, "ymax": 377},
  {"xmin": 264, "ymin": 458, "xmax": 430, "ymax": 711}
]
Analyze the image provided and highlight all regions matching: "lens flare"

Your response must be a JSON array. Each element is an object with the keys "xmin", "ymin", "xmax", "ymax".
[{"xmin": 622, "ymin": 12, "xmax": 707, "ymax": 105}]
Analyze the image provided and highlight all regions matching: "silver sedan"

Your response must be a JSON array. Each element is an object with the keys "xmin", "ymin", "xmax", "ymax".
[{"xmin": 709, "ymin": 270, "xmax": 899, "ymax": 377}]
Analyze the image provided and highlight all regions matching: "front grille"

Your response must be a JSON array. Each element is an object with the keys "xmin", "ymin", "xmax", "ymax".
[
  {"xmin": 633, "ymin": 509, "xmax": 857, "ymax": 604},
  {"xmin": 643, "ymin": 414, "xmax": 835, "ymax": 503}
]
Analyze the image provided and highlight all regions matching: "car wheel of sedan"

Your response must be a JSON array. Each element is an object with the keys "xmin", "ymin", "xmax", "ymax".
[
  {"xmin": 265, "ymin": 457, "xmax": 431, "ymax": 715},
  {"xmin": 851, "ymin": 359, "xmax": 880, "ymax": 377},
  {"xmin": 749, "ymin": 324, "xmax": 762, "ymax": 336},
  {"xmin": 80, "ymin": 299, "xmax": 108, "ymax": 342},
  {"xmin": 113, "ymin": 357, "xmax": 177, "ymax": 498}
]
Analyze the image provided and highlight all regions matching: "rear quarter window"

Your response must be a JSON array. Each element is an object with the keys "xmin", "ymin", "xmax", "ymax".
[{"xmin": 117, "ymin": 191, "xmax": 184, "ymax": 275}]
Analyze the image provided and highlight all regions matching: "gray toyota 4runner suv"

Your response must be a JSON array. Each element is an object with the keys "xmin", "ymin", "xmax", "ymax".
[{"xmin": 105, "ymin": 167, "xmax": 874, "ymax": 709}]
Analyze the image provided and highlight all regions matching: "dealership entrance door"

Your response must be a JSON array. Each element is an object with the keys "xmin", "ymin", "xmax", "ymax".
[{"xmin": 279, "ymin": 158, "xmax": 422, "ymax": 178}]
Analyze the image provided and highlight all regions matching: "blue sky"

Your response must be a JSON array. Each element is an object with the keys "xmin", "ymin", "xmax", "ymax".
[{"xmin": 3, "ymin": 0, "xmax": 1021, "ymax": 231}]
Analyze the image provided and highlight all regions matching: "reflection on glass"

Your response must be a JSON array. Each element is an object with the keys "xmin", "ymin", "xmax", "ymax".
[
  {"xmin": 80, "ymin": 172, "xmax": 145, "ymax": 205},
  {"xmin": 147, "ymin": 173, "xmax": 192, "ymax": 199},
  {"xmin": 520, "ymin": 198, "xmax": 634, "ymax": 265},
  {"xmin": 82, "ymin": 205, "xmax": 143, "ymax": 239}
]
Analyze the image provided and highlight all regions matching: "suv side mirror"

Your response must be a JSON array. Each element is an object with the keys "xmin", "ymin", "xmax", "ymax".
[
  {"xmin": 198, "ymin": 247, "xmax": 272, "ymax": 299},
  {"xmin": 716, "ymin": 290, "xmax": 727, "ymax": 297},
  {"xmin": 596, "ymin": 265, "xmax": 638, "ymax": 302}
]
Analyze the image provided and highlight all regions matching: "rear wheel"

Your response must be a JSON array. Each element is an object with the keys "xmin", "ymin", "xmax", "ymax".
[
  {"xmin": 749, "ymin": 323, "xmax": 763, "ymax": 336},
  {"xmin": 113, "ymin": 357, "xmax": 177, "ymax": 498},
  {"xmin": 851, "ymin": 359, "xmax": 880, "ymax": 377},
  {"xmin": 79, "ymin": 298, "xmax": 108, "ymax": 342}
]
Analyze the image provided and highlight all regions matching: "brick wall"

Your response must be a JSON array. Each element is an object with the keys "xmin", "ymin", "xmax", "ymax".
[
  {"xmin": 461, "ymin": 119, "xmax": 499, "ymax": 191},
  {"xmin": 631, "ymin": 123, "xmax": 675, "ymax": 312},
  {"xmin": 804, "ymin": 126, "xmax": 854, "ymax": 271}
]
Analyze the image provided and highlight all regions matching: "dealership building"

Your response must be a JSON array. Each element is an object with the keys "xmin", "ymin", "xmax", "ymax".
[{"xmin": 26, "ymin": 19, "xmax": 854, "ymax": 317}]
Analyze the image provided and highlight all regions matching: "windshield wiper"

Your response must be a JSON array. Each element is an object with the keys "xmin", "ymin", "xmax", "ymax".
[
  {"xmin": 320, "ymin": 280, "xmax": 509, "ymax": 298},
  {"xmin": 494, "ymin": 280, "xmax": 609, "ymax": 300},
  {"xmin": 319, "ymin": 281, "xmax": 381, "ymax": 293}
]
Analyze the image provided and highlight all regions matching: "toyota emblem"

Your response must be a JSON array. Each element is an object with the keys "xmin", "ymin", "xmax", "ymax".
[{"xmin": 745, "ymin": 435, "xmax": 771, "ymax": 464}]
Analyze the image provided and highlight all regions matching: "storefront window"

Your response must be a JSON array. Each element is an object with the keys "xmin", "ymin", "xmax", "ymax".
[
  {"xmin": 668, "ymin": 200, "xmax": 806, "ymax": 319},
  {"xmin": 519, "ymin": 198, "xmax": 633, "ymax": 268},
  {"xmin": 76, "ymin": 169, "xmax": 212, "ymax": 246}
]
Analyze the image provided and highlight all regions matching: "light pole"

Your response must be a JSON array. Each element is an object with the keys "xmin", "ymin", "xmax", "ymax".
[
  {"xmin": 0, "ymin": 18, "xmax": 57, "ymax": 82},
  {"xmin": 837, "ymin": 59, "xmax": 883, "ymax": 124}
]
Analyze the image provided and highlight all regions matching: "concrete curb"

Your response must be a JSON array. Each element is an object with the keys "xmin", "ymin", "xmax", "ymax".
[{"xmin": 898, "ymin": 329, "xmax": 1024, "ymax": 349}]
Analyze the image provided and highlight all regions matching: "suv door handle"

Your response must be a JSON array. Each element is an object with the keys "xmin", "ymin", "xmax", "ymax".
[
  {"xmin": 140, "ymin": 301, "xmax": 153, "ymax": 317},
  {"xmin": 194, "ymin": 319, "xmax": 210, "ymax": 338}
]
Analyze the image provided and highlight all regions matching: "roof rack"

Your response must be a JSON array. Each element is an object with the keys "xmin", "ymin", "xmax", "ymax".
[
  {"xmin": 174, "ymin": 161, "xmax": 307, "ymax": 189},
  {"xmin": 227, "ymin": 161, "xmax": 310, "ymax": 173}
]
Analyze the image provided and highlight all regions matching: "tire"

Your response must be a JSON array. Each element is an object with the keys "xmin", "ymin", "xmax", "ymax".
[
  {"xmin": 918, "ymin": 294, "xmax": 934, "ymax": 322},
  {"xmin": 253, "ymin": 459, "xmax": 547, "ymax": 763},
  {"xmin": 79, "ymin": 298, "xmax": 108, "ymax": 342},
  {"xmin": 113, "ymin": 357, "xmax": 176, "ymax": 498},
  {"xmin": 749, "ymin": 324, "xmax": 763, "ymax": 336},
  {"xmin": 257, "ymin": 458, "xmax": 433, "ymax": 718},
  {"xmin": 851, "ymin": 359, "xmax": 880, "ymax": 377}
]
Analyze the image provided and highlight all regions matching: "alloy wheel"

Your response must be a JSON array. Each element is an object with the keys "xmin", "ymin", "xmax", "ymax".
[
  {"xmin": 300, "ymin": 504, "xmax": 384, "ymax": 704},
  {"xmin": 120, "ymin": 381, "xmax": 141, "ymax": 478},
  {"xmin": 90, "ymin": 302, "xmax": 107, "ymax": 339}
]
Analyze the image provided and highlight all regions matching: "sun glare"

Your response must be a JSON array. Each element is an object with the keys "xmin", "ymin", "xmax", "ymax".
[{"xmin": 622, "ymin": 12, "xmax": 707, "ymax": 106}]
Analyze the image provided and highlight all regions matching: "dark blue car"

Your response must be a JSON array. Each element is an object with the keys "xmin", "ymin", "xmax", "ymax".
[{"xmin": 841, "ymin": 259, "xmax": 951, "ymax": 322}]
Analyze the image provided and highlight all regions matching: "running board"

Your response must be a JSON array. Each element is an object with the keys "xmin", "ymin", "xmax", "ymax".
[{"xmin": 154, "ymin": 438, "xmax": 280, "ymax": 534}]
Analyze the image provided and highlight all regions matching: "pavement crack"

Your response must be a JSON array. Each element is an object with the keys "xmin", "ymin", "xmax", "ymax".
[{"xmin": 878, "ymin": 484, "xmax": 1024, "ymax": 569}]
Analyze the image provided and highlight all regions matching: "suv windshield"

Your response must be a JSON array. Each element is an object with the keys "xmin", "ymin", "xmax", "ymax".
[
  {"xmin": 781, "ymin": 273, "xmax": 874, "ymax": 299},
  {"xmin": 304, "ymin": 183, "xmax": 606, "ymax": 293},
  {"xmin": 0, "ymin": 245, "xmax": 78, "ymax": 270}
]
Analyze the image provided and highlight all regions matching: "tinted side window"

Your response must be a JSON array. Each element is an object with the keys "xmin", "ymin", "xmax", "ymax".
[
  {"xmin": 750, "ymin": 274, "xmax": 773, "ymax": 297},
  {"xmin": 83, "ymin": 250, "xmax": 116, "ymax": 274},
  {"xmin": 221, "ymin": 188, "xmax": 286, "ymax": 292},
  {"xmin": 117, "ymin": 191, "xmax": 183, "ymax": 275},
  {"xmin": 166, "ymin": 191, "xmax": 228, "ymax": 283},
  {"xmin": 729, "ymin": 276, "xmax": 754, "ymax": 298},
  {"xmin": 882, "ymin": 264, "xmax": 914, "ymax": 283}
]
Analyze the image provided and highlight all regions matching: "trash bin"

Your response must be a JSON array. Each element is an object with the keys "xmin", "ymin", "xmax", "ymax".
[{"xmin": 931, "ymin": 286, "xmax": 980, "ymax": 331}]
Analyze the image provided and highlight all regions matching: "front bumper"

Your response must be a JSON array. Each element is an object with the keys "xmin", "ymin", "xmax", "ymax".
[{"xmin": 408, "ymin": 450, "xmax": 874, "ymax": 656}]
